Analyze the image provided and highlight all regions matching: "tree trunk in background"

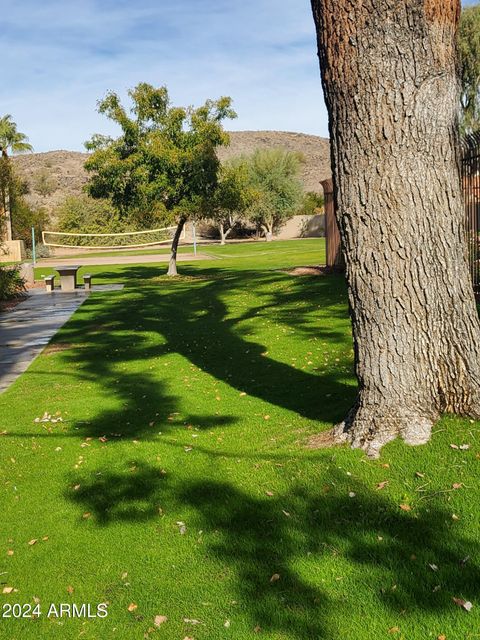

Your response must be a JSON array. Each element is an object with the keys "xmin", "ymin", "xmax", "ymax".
[
  {"xmin": 0, "ymin": 153, "xmax": 13, "ymax": 242},
  {"xmin": 219, "ymin": 222, "xmax": 227, "ymax": 245},
  {"xmin": 311, "ymin": 0, "xmax": 480, "ymax": 456},
  {"xmin": 167, "ymin": 216, "xmax": 187, "ymax": 277},
  {"xmin": 263, "ymin": 223, "xmax": 273, "ymax": 242}
]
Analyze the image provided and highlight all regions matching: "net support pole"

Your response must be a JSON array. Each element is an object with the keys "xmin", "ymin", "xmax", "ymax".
[
  {"xmin": 31, "ymin": 226, "xmax": 36, "ymax": 267},
  {"xmin": 192, "ymin": 221, "xmax": 197, "ymax": 256}
]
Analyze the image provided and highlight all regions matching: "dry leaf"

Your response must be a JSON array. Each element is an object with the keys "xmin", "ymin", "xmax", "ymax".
[
  {"xmin": 399, "ymin": 504, "xmax": 412, "ymax": 512},
  {"xmin": 459, "ymin": 444, "xmax": 470, "ymax": 450},
  {"xmin": 452, "ymin": 514, "xmax": 460, "ymax": 521},
  {"xmin": 254, "ymin": 626, "xmax": 261, "ymax": 633},
  {"xmin": 28, "ymin": 539, "xmax": 38, "ymax": 546},
  {"xmin": 7, "ymin": 550, "xmax": 14, "ymax": 556},
  {"xmin": 224, "ymin": 620, "xmax": 231, "ymax": 628},
  {"xmin": 382, "ymin": 463, "xmax": 390, "ymax": 469},
  {"xmin": 128, "ymin": 603, "xmax": 138, "ymax": 612},
  {"xmin": 265, "ymin": 491, "xmax": 274, "ymax": 497},
  {"xmin": 2, "ymin": 587, "xmax": 14, "ymax": 594},
  {"xmin": 388, "ymin": 627, "xmax": 400, "ymax": 634},
  {"xmin": 270, "ymin": 573, "xmax": 281, "ymax": 583},
  {"xmin": 429, "ymin": 564, "xmax": 439, "ymax": 572},
  {"xmin": 67, "ymin": 585, "xmax": 74, "ymax": 594},
  {"xmin": 453, "ymin": 597, "xmax": 473, "ymax": 611},
  {"xmin": 263, "ymin": 415, "xmax": 271, "ymax": 420},
  {"xmin": 437, "ymin": 636, "xmax": 446, "ymax": 640},
  {"xmin": 282, "ymin": 510, "xmax": 291, "ymax": 517},
  {"xmin": 82, "ymin": 512, "xmax": 91, "ymax": 519},
  {"xmin": 348, "ymin": 492, "xmax": 356, "ymax": 498},
  {"xmin": 154, "ymin": 615, "xmax": 167, "ymax": 626},
  {"xmin": 376, "ymin": 481, "xmax": 388, "ymax": 490},
  {"xmin": 415, "ymin": 472, "xmax": 425, "ymax": 478},
  {"xmin": 450, "ymin": 444, "xmax": 459, "ymax": 450},
  {"xmin": 452, "ymin": 483, "xmax": 463, "ymax": 490}
]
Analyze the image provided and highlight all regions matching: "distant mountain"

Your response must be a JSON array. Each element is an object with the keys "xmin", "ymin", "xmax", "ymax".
[{"xmin": 12, "ymin": 131, "xmax": 332, "ymax": 215}]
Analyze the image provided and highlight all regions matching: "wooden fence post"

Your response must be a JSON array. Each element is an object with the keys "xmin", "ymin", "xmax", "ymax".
[{"xmin": 321, "ymin": 178, "xmax": 344, "ymax": 269}]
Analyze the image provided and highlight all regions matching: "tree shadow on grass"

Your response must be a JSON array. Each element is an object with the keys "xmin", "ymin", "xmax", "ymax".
[
  {"xmin": 65, "ymin": 461, "xmax": 480, "ymax": 639},
  {"xmin": 57, "ymin": 267, "xmax": 355, "ymax": 440}
]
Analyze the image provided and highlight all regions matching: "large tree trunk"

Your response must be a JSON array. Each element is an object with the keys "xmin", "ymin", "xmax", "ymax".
[
  {"xmin": 311, "ymin": 0, "xmax": 480, "ymax": 456},
  {"xmin": 167, "ymin": 216, "xmax": 187, "ymax": 277}
]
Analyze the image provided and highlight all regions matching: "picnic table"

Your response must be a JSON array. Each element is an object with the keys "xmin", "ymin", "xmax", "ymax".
[{"xmin": 54, "ymin": 265, "xmax": 81, "ymax": 292}]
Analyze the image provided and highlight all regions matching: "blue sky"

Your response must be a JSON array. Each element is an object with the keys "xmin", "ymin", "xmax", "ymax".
[
  {"xmin": 0, "ymin": 0, "xmax": 327, "ymax": 152},
  {"xmin": 1, "ymin": 0, "xmax": 477, "ymax": 153}
]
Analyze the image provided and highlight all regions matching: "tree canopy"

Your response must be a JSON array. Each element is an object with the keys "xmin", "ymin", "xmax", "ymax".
[
  {"xmin": 0, "ymin": 115, "xmax": 33, "ymax": 157},
  {"xmin": 246, "ymin": 148, "xmax": 304, "ymax": 241},
  {"xmin": 84, "ymin": 83, "xmax": 236, "ymax": 232}
]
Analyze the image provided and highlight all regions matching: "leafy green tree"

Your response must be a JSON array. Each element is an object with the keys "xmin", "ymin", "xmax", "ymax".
[
  {"xmin": 55, "ymin": 195, "xmax": 122, "ymax": 234},
  {"xmin": 33, "ymin": 168, "xmax": 57, "ymax": 198},
  {"xmin": 0, "ymin": 115, "xmax": 33, "ymax": 241},
  {"xmin": 209, "ymin": 159, "xmax": 255, "ymax": 244},
  {"xmin": 298, "ymin": 191, "xmax": 324, "ymax": 217},
  {"xmin": 84, "ymin": 83, "xmax": 236, "ymax": 275},
  {"xmin": 459, "ymin": 4, "xmax": 480, "ymax": 134},
  {"xmin": 246, "ymin": 148, "xmax": 304, "ymax": 241}
]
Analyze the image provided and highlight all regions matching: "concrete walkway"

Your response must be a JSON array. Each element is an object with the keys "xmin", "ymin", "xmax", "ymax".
[{"xmin": 0, "ymin": 289, "xmax": 93, "ymax": 394}]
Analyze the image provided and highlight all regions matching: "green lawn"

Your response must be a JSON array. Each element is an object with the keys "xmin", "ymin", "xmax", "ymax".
[
  {"xmin": 40, "ymin": 237, "xmax": 325, "ymax": 264},
  {"xmin": 1, "ymin": 239, "xmax": 479, "ymax": 639}
]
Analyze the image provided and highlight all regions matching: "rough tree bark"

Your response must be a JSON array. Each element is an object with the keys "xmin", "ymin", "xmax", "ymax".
[
  {"xmin": 311, "ymin": 0, "xmax": 480, "ymax": 456},
  {"xmin": 167, "ymin": 216, "xmax": 187, "ymax": 277}
]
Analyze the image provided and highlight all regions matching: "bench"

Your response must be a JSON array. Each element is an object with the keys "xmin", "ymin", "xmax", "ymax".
[
  {"xmin": 83, "ymin": 274, "xmax": 93, "ymax": 291},
  {"xmin": 44, "ymin": 275, "xmax": 55, "ymax": 293}
]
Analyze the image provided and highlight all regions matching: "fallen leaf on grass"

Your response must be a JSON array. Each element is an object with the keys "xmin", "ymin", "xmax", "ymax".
[
  {"xmin": 270, "ymin": 574, "xmax": 281, "ymax": 583},
  {"xmin": 429, "ymin": 564, "xmax": 439, "ymax": 572},
  {"xmin": 453, "ymin": 597, "xmax": 473, "ymax": 611},
  {"xmin": 437, "ymin": 635, "xmax": 446, "ymax": 640},
  {"xmin": 459, "ymin": 444, "xmax": 470, "ymax": 450},
  {"xmin": 265, "ymin": 491, "xmax": 274, "ymax": 497},
  {"xmin": 7, "ymin": 550, "xmax": 13, "ymax": 556},
  {"xmin": 128, "ymin": 603, "xmax": 138, "ymax": 612},
  {"xmin": 399, "ymin": 504, "xmax": 412, "ymax": 512},
  {"xmin": 154, "ymin": 615, "xmax": 167, "ymax": 626},
  {"xmin": 82, "ymin": 512, "xmax": 91, "ymax": 520},
  {"xmin": 376, "ymin": 481, "xmax": 388, "ymax": 490},
  {"xmin": 67, "ymin": 586, "xmax": 74, "ymax": 594},
  {"xmin": 450, "ymin": 444, "xmax": 459, "ymax": 450},
  {"xmin": 183, "ymin": 618, "xmax": 202, "ymax": 625},
  {"xmin": 452, "ymin": 514, "xmax": 460, "ymax": 521},
  {"xmin": 388, "ymin": 627, "xmax": 400, "ymax": 634},
  {"xmin": 452, "ymin": 483, "xmax": 463, "ymax": 490},
  {"xmin": 415, "ymin": 472, "xmax": 425, "ymax": 478},
  {"xmin": 224, "ymin": 620, "xmax": 231, "ymax": 628},
  {"xmin": 2, "ymin": 587, "xmax": 14, "ymax": 594},
  {"xmin": 28, "ymin": 539, "xmax": 38, "ymax": 546}
]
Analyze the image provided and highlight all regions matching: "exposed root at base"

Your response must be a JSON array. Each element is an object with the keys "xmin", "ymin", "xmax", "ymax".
[{"xmin": 307, "ymin": 416, "xmax": 434, "ymax": 458}]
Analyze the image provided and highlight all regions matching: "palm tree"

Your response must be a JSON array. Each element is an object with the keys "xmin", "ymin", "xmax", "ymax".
[{"xmin": 0, "ymin": 115, "xmax": 33, "ymax": 241}]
